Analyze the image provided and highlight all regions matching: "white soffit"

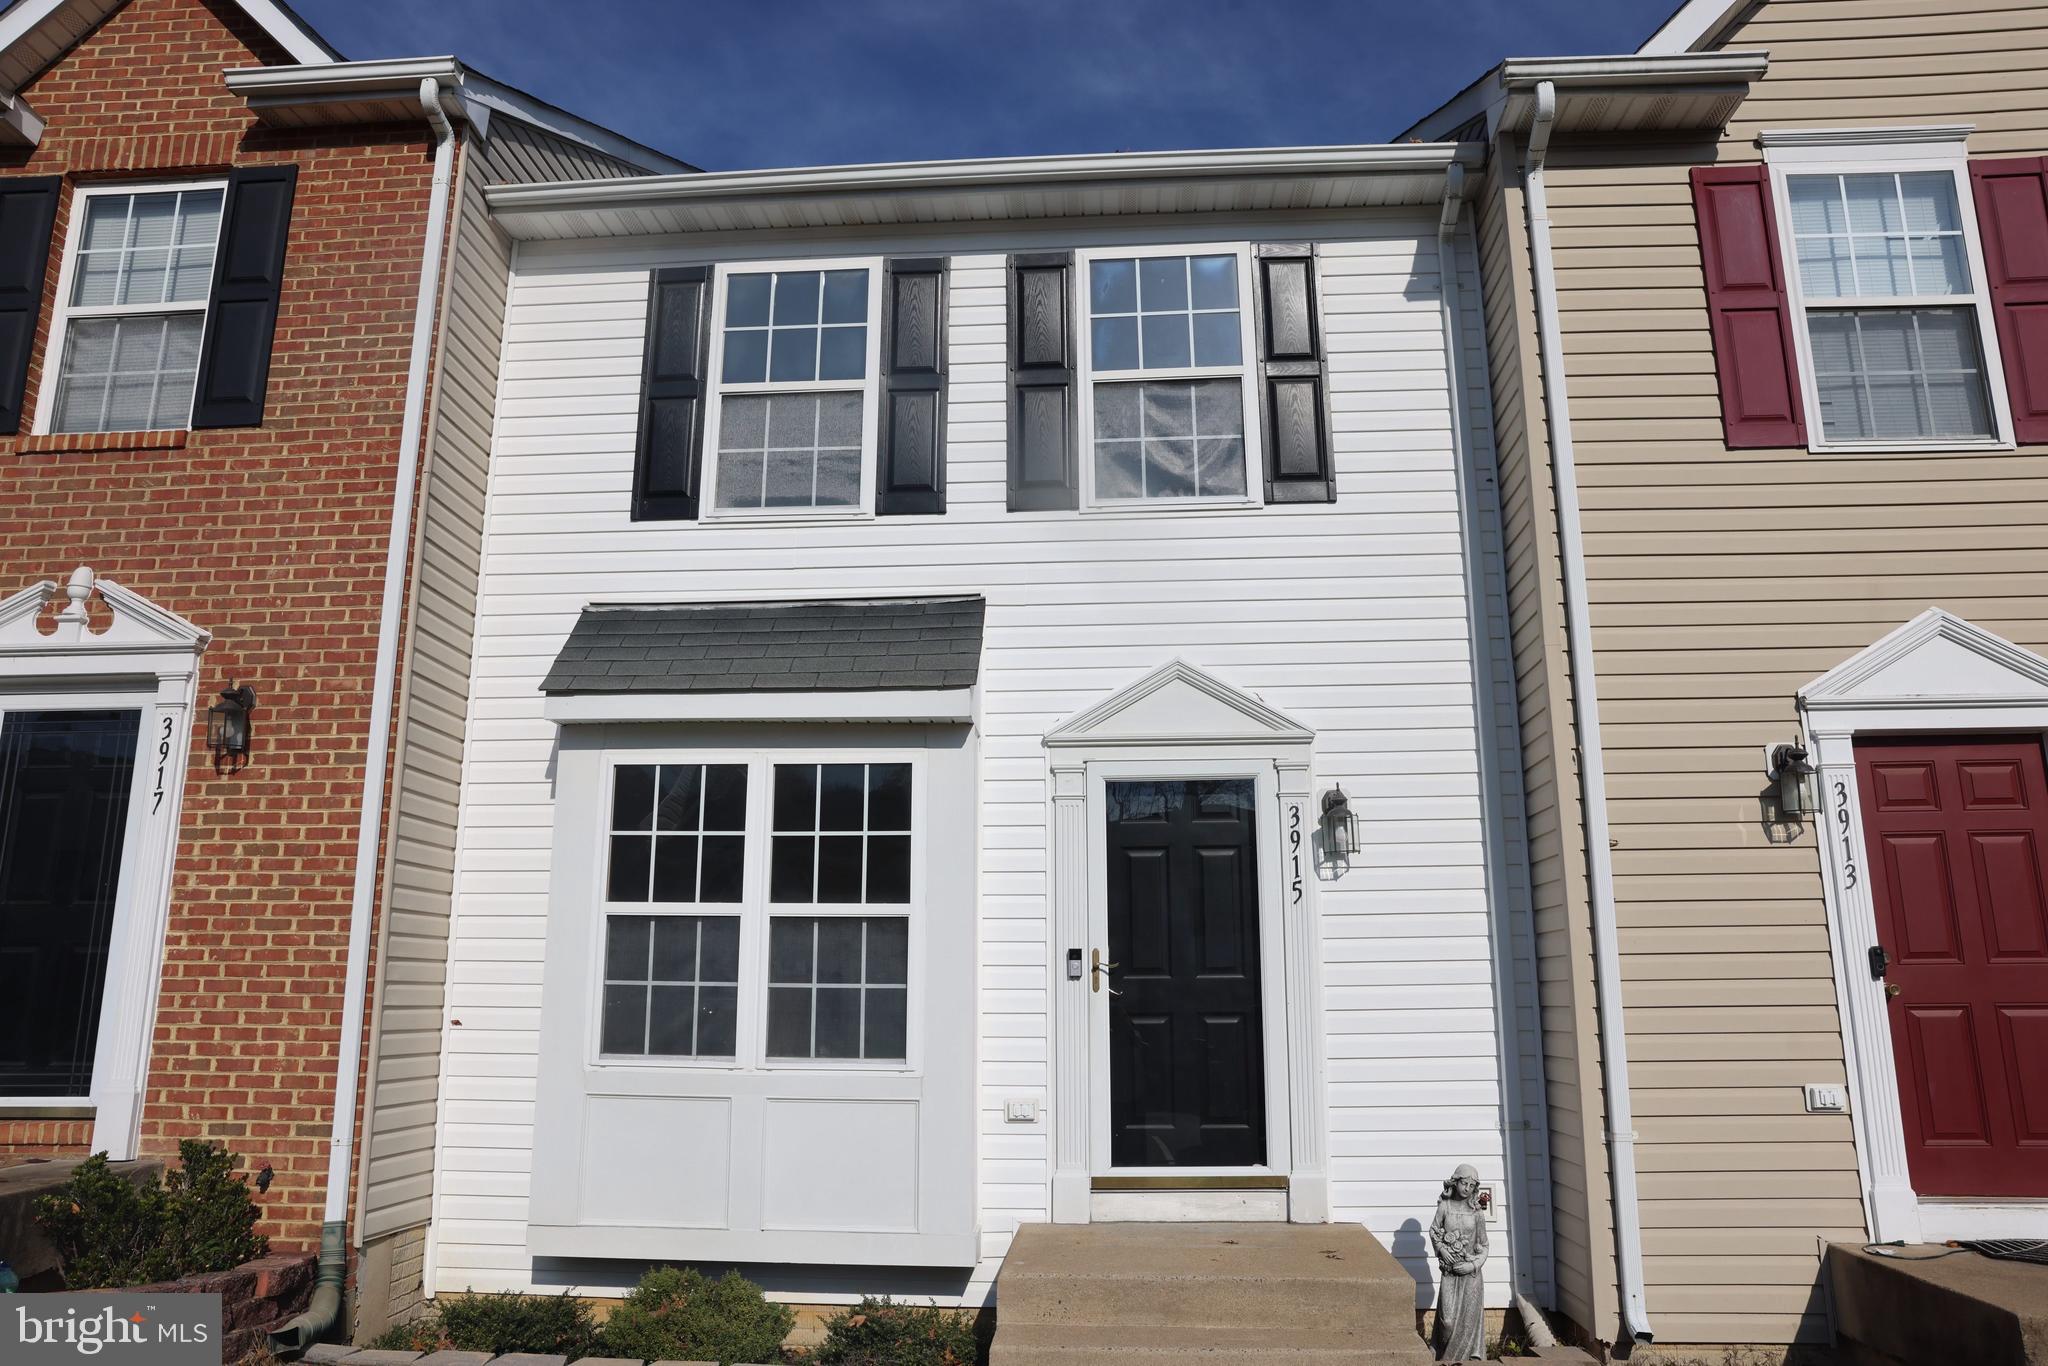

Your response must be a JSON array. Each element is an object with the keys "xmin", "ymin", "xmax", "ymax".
[
  {"xmin": 483, "ymin": 143, "xmax": 1483, "ymax": 242},
  {"xmin": 0, "ymin": 0, "xmax": 334, "ymax": 93}
]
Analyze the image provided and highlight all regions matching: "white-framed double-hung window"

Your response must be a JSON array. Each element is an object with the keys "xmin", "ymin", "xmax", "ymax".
[
  {"xmin": 702, "ymin": 258, "xmax": 884, "ymax": 516},
  {"xmin": 1767, "ymin": 136, "xmax": 2013, "ymax": 449},
  {"xmin": 39, "ymin": 182, "xmax": 226, "ymax": 435},
  {"xmin": 592, "ymin": 754, "xmax": 917, "ymax": 1068},
  {"xmin": 1076, "ymin": 243, "xmax": 1262, "ymax": 507}
]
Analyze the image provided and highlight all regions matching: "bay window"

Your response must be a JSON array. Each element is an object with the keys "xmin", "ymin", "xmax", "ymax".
[{"xmin": 592, "ymin": 755, "xmax": 918, "ymax": 1068}]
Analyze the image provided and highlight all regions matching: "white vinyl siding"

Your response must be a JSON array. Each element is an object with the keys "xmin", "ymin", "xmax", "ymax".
[{"xmin": 434, "ymin": 214, "xmax": 1539, "ymax": 1308}]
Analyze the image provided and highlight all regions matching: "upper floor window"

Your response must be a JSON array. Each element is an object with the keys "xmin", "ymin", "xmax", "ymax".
[
  {"xmin": 1765, "ymin": 136, "xmax": 2013, "ymax": 451},
  {"xmin": 705, "ymin": 260, "xmax": 882, "ymax": 516},
  {"xmin": 1077, "ymin": 246, "xmax": 1261, "ymax": 506},
  {"xmin": 47, "ymin": 184, "xmax": 225, "ymax": 434}
]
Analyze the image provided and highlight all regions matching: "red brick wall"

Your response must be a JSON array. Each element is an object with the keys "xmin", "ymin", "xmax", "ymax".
[{"xmin": 0, "ymin": 0, "xmax": 437, "ymax": 1247}]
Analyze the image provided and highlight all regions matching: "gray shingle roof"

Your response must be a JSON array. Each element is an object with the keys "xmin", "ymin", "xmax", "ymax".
[{"xmin": 541, "ymin": 596, "xmax": 985, "ymax": 695}]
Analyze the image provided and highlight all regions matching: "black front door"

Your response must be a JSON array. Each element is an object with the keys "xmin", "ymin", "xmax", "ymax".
[
  {"xmin": 1106, "ymin": 778, "xmax": 1266, "ymax": 1168},
  {"xmin": 0, "ymin": 709, "xmax": 140, "ymax": 1097}
]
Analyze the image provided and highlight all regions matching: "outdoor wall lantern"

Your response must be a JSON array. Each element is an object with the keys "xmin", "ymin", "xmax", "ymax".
[
  {"xmin": 1321, "ymin": 785, "xmax": 1358, "ymax": 861},
  {"xmin": 208, "ymin": 682, "xmax": 257, "ymax": 767},
  {"xmin": 1766, "ymin": 739, "xmax": 1817, "ymax": 820}
]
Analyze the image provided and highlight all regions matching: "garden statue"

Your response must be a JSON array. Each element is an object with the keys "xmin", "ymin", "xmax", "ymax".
[{"xmin": 1430, "ymin": 1163, "xmax": 1489, "ymax": 1362}]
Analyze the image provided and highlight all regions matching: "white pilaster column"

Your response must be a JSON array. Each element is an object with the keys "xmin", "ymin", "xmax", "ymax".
[
  {"xmin": 1811, "ymin": 729, "xmax": 1920, "ymax": 1243},
  {"xmin": 1276, "ymin": 758, "xmax": 1329, "ymax": 1222},
  {"xmin": 1049, "ymin": 761, "xmax": 1092, "ymax": 1223}
]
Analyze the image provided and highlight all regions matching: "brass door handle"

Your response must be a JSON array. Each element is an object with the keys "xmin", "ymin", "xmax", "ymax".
[
  {"xmin": 1884, "ymin": 982, "xmax": 1902, "ymax": 999},
  {"xmin": 1091, "ymin": 948, "xmax": 1121, "ymax": 995}
]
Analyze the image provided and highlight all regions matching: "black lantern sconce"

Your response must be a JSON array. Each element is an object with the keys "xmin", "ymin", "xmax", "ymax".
[
  {"xmin": 208, "ymin": 682, "xmax": 257, "ymax": 768},
  {"xmin": 1765, "ymin": 739, "xmax": 1817, "ymax": 820},
  {"xmin": 1321, "ymin": 784, "xmax": 1358, "ymax": 863}
]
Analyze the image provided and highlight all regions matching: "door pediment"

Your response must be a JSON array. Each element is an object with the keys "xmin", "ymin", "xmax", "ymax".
[
  {"xmin": 1801, "ymin": 608, "xmax": 2048, "ymax": 711},
  {"xmin": 1044, "ymin": 660, "xmax": 1313, "ymax": 749}
]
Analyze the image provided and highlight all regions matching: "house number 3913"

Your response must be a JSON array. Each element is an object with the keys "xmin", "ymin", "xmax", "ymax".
[
  {"xmin": 1832, "ymin": 779, "xmax": 1857, "ymax": 890},
  {"xmin": 152, "ymin": 714, "xmax": 172, "ymax": 814}
]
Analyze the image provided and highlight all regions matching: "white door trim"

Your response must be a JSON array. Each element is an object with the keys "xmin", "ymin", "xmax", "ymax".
[
  {"xmin": 1799, "ymin": 608, "xmax": 2048, "ymax": 1243},
  {"xmin": 0, "ymin": 568, "xmax": 209, "ymax": 1159},
  {"xmin": 1044, "ymin": 659, "xmax": 1327, "ymax": 1225}
]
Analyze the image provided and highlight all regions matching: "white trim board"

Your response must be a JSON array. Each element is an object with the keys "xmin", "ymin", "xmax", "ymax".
[
  {"xmin": 1798, "ymin": 608, "xmax": 2048, "ymax": 1244},
  {"xmin": 0, "ymin": 568, "xmax": 210, "ymax": 1159},
  {"xmin": 0, "ymin": 0, "xmax": 332, "ymax": 94}
]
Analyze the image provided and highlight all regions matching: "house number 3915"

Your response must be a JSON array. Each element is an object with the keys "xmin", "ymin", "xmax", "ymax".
[
  {"xmin": 152, "ymin": 714, "xmax": 172, "ymax": 814},
  {"xmin": 1288, "ymin": 804, "xmax": 1304, "ymax": 906}
]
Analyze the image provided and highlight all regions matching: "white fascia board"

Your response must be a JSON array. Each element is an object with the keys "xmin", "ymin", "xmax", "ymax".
[
  {"xmin": 543, "ymin": 689, "xmax": 977, "ymax": 725},
  {"xmin": 460, "ymin": 71, "xmax": 693, "ymax": 176},
  {"xmin": 1639, "ymin": 0, "xmax": 1753, "ymax": 54},
  {"xmin": 0, "ymin": 0, "xmax": 333, "ymax": 85},
  {"xmin": 486, "ymin": 141, "xmax": 1472, "ymax": 219},
  {"xmin": 0, "ymin": 91, "xmax": 43, "ymax": 147}
]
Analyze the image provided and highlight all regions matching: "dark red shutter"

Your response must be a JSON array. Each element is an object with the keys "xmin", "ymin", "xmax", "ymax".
[
  {"xmin": 1969, "ymin": 156, "xmax": 2048, "ymax": 445},
  {"xmin": 1691, "ymin": 165, "xmax": 1806, "ymax": 449}
]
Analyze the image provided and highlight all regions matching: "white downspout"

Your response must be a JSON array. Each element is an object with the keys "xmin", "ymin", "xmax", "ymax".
[
  {"xmin": 321, "ymin": 72, "xmax": 456, "ymax": 1228},
  {"xmin": 274, "ymin": 75, "xmax": 455, "ymax": 1359},
  {"xmin": 1520, "ymin": 79, "xmax": 1654, "ymax": 1345},
  {"xmin": 1435, "ymin": 162, "xmax": 1538, "ymax": 1304}
]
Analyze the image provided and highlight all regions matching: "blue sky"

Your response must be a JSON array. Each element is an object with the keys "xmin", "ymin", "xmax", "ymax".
[{"xmin": 288, "ymin": 0, "xmax": 1669, "ymax": 171}]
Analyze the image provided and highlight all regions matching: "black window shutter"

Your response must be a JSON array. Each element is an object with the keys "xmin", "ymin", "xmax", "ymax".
[
  {"xmin": 1007, "ymin": 250, "xmax": 1077, "ymax": 510},
  {"xmin": 1255, "ymin": 245, "xmax": 1334, "ymax": 503},
  {"xmin": 878, "ymin": 256, "xmax": 947, "ymax": 515},
  {"xmin": 0, "ymin": 177, "xmax": 60, "ymax": 436},
  {"xmin": 631, "ymin": 265, "xmax": 713, "ymax": 521},
  {"xmin": 191, "ymin": 164, "xmax": 298, "ymax": 429}
]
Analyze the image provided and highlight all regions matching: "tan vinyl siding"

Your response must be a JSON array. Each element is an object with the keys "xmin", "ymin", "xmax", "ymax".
[
  {"xmin": 1523, "ymin": 0, "xmax": 2048, "ymax": 1348},
  {"xmin": 1469, "ymin": 143, "xmax": 1617, "ymax": 1337},
  {"xmin": 357, "ymin": 118, "xmax": 665, "ymax": 1243}
]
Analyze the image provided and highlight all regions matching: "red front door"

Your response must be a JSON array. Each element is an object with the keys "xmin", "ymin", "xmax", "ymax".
[{"xmin": 1857, "ymin": 736, "xmax": 2048, "ymax": 1198}]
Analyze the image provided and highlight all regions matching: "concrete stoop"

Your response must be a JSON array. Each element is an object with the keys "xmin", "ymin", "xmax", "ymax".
[
  {"xmin": 991, "ymin": 1222, "xmax": 1432, "ymax": 1365},
  {"xmin": 1825, "ymin": 1242, "xmax": 2048, "ymax": 1366}
]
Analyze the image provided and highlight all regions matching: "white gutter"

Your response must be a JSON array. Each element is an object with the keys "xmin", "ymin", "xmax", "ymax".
[
  {"xmin": 1437, "ymin": 165, "xmax": 1557, "ymax": 1321},
  {"xmin": 1498, "ymin": 51, "xmax": 1768, "ymax": 88},
  {"xmin": 1519, "ymin": 79, "xmax": 1654, "ymax": 1345},
  {"xmin": 486, "ymin": 142, "xmax": 1472, "ymax": 215},
  {"xmin": 321, "ymin": 74, "xmax": 457, "ymax": 1229}
]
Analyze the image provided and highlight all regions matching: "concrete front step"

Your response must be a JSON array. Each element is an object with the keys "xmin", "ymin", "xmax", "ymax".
[
  {"xmin": 993, "ymin": 1222, "xmax": 1429, "ymax": 1364},
  {"xmin": 990, "ymin": 1324, "xmax": 1429, "ymax": 1365}
]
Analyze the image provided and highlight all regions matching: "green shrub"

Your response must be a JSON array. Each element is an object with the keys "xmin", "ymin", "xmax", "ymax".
[
  {"xmin": 597, "ymin": 1265, "xmax": 794, "ymax": 1365},
  {"xmin": 435, "ymin": 1290, "xmax": 600, "ymax": 1358},
  {"xmin": 361, "ymin": 1315, "xmax": 445, "ymax": 1354},
  {"xmin": 31, "ymin": 1141, "xmax": 267, "ymax": 1290},
  {"xmin": 812, "ymin": 1297, "xmax": 980, "ymax": 1366}
]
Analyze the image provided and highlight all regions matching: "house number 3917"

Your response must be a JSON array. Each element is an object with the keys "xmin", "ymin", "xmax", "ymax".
[{"xmin": 152, "ymin": 714, "xmax": 172, "ymax": 814}]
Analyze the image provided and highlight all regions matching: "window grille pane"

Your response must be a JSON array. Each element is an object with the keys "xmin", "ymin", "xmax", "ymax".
[
  {"xmin": 1088, "ymin": 254, "xmax": 1242, "ymax": 376},
  {"xmin": 764, "ymin": 916, "xmax": 911, "ymax": 1061},
  {"xmin": 52, "ymin": 314, "xmax": 203, "ymax": 433},
  {"xmin": 1091, "ymin": 378, "xmax": 1246, "ymax": 500},
  {"xmin": 1807, "ymin": 307, "xmax": 1994, "ymax": 442},
  {"xmin": 601, "ymin": 914, "xmax": 739, "ymax": 1058},
  {"xmin": 722, "ymin": 269, "xmax": 869, "ymax": 394},
  {"xmin": 715, "ymin": 393, "xmax": 864, "ymax": 510},
  {"xmin": 1788, "ymin": 172, "xmax": 1972, "ymax": 303},
  {"xmin": 608, "ymin": 764, "xmax": 747, "ymax": 904},
  {"xmin": 71, "ymin": 190, "xmax": 222, "ymax": 309},
  {"xmin": 769, "ymin": 763, "xmax": 915, "ymax": 904}
]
